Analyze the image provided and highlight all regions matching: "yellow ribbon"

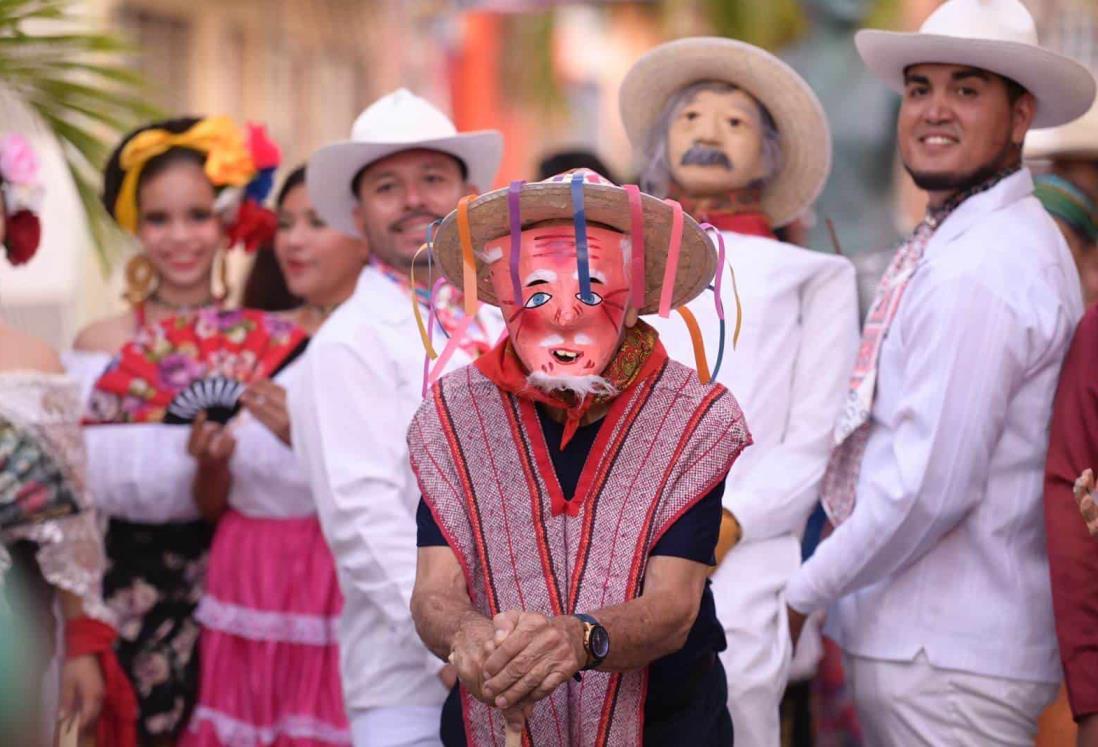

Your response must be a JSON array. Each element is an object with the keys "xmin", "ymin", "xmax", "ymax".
[
  {"xmin": 727, "ymin": 261, "xmax": 743, "ymax": 350},
  {"xmin": 675, "ymin": 306, "xmax": 711, "ymax": 384},
  {"xmin": 456, "ymin": 195, "xmax": 479, "ymax": 317},
  {"xmin": 411, "ymin": 242, "xmax": 439, "ymax": 360},
  {"xmin": 113, "ymin": 116, "xmax": 256, "ymax": 233}
]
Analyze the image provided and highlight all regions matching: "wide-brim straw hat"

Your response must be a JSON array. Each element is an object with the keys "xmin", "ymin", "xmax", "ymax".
[
  {"xmin": 856, "ymin": 0, "xmax": 1096, "ymax": 130},
  {"xmin": 308, "ymin": 88, "xmax": 503, "ymax": 237},
  {"xmin": 618, "ymin": 36, "xmax": 832, "ymax": 228},
  {"xmin": 1025, "ymin": 100, "xmax": 1098, "ymax": 161},
  {"xmin": 432, "ymin": 170, "xmax": 716, "ymax": 315}
]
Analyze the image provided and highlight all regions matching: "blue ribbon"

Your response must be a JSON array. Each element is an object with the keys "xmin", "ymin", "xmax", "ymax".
[{"xmin": 570, "ymin": 172, "xmax": 593, "ymax": 303}]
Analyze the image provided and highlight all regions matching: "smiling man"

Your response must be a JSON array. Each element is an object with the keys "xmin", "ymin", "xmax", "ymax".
[
  {"xmin": 288, "ymin": 89, "xmax": 503, "ymax": 746},
  {"xmin": 783, "ymin": 0, "xmax": 1096, "ymax": 744}
]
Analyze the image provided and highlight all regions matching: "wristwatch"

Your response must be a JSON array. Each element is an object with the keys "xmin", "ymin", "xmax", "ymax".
[{"xmin": 574, "ymin": 613, "xmax": 610, "ymax": 671}]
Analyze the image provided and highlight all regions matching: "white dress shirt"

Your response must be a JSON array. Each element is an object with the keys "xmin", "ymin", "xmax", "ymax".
[
  {"xmin": 653, "ymin": 234, "xmax": 859, "ymax": 542},
  {"xmin": 786, "ymin": 169, "xmax": 1083, "ymax": 685},
  {"xmin": 650, "ymin": 232, "xmax": 859, "ymax": 746},
  {"xmin": 288, "ymin": 265, "xmax": 500, "ymax": 712}
]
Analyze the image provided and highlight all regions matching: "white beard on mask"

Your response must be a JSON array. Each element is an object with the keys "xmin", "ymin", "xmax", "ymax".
[{"xmin": 526, "ymin": 371, "xmax": 618, "ymax": 400}]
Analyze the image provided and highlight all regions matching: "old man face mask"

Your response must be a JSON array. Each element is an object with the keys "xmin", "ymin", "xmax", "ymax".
[
  {"xmin": 485, "ymin": 223, "xmax": 632, "ymax": 395},
  {"xmin": 667, "ymin": 87, "xmax": 770, "ymax": 196}
]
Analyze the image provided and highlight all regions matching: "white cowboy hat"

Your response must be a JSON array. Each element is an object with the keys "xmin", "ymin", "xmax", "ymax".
[
  {"xmin": 1025, "ymin": 100, "xmax": 1098, "ymax": 160},
  {"xmin": 855, "ymin": 0, "xmax": 1096, "ymax": 129},
  {"xmin": 618, "ymin": 37, "xmax": 831, "ymax": 228},
  {"xmin": 307, "ymin": 88, "xmax": 503, "ymax": 237}
]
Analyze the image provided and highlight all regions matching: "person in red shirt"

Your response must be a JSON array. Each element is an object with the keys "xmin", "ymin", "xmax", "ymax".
[{"xmin": 1044, "ymin": 304, "xmax": 1098, "ymax": 746}]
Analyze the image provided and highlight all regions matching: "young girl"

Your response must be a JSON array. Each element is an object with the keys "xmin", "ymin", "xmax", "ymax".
[
  {"xmin": 0, "ymin": 132, "xmax": 135, "ymax": 746},
  {"xmin": 71, "ymin": 115, "xmax": 266, "ymax": 744},
  {"xmin": 182, "ymin": 166, "xmax": 366, "ymax": 745}
]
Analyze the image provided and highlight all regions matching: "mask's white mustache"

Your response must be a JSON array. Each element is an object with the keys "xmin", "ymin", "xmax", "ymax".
[{"xmin": 527, "ymin": 371, "xmax": 618, "ymax": 399}]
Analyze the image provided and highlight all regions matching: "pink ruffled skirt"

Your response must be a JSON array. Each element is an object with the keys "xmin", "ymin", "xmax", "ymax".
[{"xmin": 181, "ymin": 510, "xmax": 350, "ymax": 746}]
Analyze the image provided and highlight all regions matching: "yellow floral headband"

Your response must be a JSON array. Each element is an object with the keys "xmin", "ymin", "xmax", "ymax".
[{"xmin": 113, "ymin": 116, "xmax": 256, "ymax": 233}]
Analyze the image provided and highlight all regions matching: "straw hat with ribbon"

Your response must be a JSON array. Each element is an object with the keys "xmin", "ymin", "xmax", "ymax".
[
  {"xmin": 426, "ymin": 170, "xmax": 738, "ymax": 385},
  {"xmin": 432, "ymin": 170, "xmax": 715, "ymax": 317},
  {"xmin": 618, "ymin": 37, "xmax": 832, "ymax": 228}
]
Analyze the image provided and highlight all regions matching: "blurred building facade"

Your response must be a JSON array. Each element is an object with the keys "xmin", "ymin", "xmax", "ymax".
[{"xmin": 4, "ymin": 0, "xmax": 1097, "ymax": 348}]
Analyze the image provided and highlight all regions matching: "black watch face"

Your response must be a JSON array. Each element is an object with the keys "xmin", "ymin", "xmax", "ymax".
[{"xmin": 590, "ymin": 625, "xmax": 610, "ymax": 660}]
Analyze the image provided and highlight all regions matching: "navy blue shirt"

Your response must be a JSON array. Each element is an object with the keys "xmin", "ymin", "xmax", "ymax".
[{"xmin": 417, "ymin": 406, "xmax": 733, "ymax": 745}]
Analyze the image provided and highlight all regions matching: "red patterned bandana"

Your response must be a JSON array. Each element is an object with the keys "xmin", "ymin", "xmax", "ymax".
[{"xmin": 475, "ymin": 320, "xmax": 665, "ymax": 448}]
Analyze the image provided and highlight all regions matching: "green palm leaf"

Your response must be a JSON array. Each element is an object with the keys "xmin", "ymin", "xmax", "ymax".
[{"xmin": 0, "ymin": 0, "xmax": 161, "ymax": 269}]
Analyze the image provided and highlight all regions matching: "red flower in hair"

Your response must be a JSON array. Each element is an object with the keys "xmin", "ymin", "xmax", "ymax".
[
  {"xmin": 227, "ymin": 198, "xmax": 277, "ymax": 253},
  {"xmin": 246, "ymin": 123, "xmax": 281, "ymax": 171},
  {"xmin": 4, "ymin": 209, "xmax": 41, "ymax": 265}
]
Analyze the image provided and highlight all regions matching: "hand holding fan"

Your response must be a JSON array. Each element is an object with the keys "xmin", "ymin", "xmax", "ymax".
[
  {"xmin": 85, "ymin": 309, "xmax": 309, "ymax": 426},
  {"xmin": 0, "ymin": 415, "xmax": 81, "ymax": 530}
]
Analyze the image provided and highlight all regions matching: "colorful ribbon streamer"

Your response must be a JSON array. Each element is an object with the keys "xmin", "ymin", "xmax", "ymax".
[
  {"xmin": 623, "ymin": 184, "xmax": 646, "ymax": 311},
  {"xmin": 456, "ymin": 194, "xmax": 479, "ymax": 317},
  {"xmin": 675, "ymin": 306, "xmax": 711, "ymax": 384},
  {"xmin": 507, "ymin": 180, "xmax": 525, "ymax": 316},
  {"xmin": 658, "ymin": 199, "xmax": 684, "ymax": 317},
  {"xmin": 570, "ymin": 172, "xmax": 594, "ymax": 304}
]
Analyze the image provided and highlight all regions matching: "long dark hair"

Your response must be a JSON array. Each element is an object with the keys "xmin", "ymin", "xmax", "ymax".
[{"xmin": 241, "ymin": 166, "xmax": 306, "ymax": 311}]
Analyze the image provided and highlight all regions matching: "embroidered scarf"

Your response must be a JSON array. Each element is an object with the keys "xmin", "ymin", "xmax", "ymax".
[
  {"xmin": 820, "ymin": 166, "xmax": 1020, "ymax": 525},
  {"xmin": 475, "ymin": 321, "xmax": 660, "ymax": 449},
  {"xmin": 375, "ymin": 260, "xmax": 491, "ymax": 358}
]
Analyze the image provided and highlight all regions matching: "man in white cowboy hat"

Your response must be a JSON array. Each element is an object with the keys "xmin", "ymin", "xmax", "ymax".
[
  {"xmin": 288, "ymin": 88, "xmax": 503, "ymax": 746},
  {"xmin": 618, "ymin": 37, "xmax": 860, "ymax": 746},
  {"xmin": 408, "ymin": 169, "xmax": 750, "ymax": 745},
  {"xmin": 783, "ymin": 0, "xmax": 1097, "ymax": 743}
]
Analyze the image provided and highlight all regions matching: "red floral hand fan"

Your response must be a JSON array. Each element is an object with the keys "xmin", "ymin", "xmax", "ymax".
[{"xmin": 85, "ymin": 309, "xmax": 309, "ymax": 425}]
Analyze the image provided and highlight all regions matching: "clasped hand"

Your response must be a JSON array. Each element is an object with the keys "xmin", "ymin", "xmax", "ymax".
[{"xmin": 450, "ymin": 611, "xmax": 586, "ymax": 730}]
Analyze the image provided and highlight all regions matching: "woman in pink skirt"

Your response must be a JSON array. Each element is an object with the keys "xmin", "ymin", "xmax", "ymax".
[{"xmin": 182, "ymin": 166, "xmax": 369, "ymax": 745}]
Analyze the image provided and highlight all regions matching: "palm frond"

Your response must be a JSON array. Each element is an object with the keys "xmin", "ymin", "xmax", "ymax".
[{"xmin": 0, "ymin": 0, "xmax": 162, "ymax": 270}]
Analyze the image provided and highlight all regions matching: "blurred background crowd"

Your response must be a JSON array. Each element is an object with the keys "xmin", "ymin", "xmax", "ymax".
[{"xmin": 2, "ymin": 0, "xmax": 1095, "ymax": 353}]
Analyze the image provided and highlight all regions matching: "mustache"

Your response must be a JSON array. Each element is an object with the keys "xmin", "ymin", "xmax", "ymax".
[
  {"xmin": 680, "ymin": 145, "xmax": 732, "ymax": 170},
  {"xmin": 389, "ymin": 211, "xmax": 443, "ymax": 235}
]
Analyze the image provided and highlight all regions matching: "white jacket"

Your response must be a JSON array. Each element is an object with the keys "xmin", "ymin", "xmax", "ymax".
[
  {"xmin": 786, "ymin": 169, "xmax": 1082, "ymax": 684},
  {"xmin": 289, "ymin": 265, "xmax": 500, "ymax": 711}
]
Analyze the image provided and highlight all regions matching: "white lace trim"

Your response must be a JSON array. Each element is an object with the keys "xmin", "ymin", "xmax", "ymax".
[
  {"xmin": 195, "ymin": 595, "xmax": 339, "ymax": 645},
  {"xmin": 189, "ymin": 706, "xmax": 351, "ymax": 745}
]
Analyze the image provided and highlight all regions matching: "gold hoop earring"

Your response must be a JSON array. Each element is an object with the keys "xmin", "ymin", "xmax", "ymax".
[
  {"xmin": 214, "ymin": 249, "xmax": 231, "ymax": 304},
  {"xmin": 123, "ymin": 254, "xmax": 159, "ymax": 307}
]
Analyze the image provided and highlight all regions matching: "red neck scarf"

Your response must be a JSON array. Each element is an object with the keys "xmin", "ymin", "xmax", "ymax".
[
  {"xmin": 475, "ymin": 320, "xmax": 665, "ymax": 448},
  {"xmin": 700, "ymin": 210, "xmax": 776, "ymax": 239}
]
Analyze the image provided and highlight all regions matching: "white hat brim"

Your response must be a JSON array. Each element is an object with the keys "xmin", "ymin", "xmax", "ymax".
[
  {"xmin": 619, "ymin": 37, "xmax": 832, "ymax": 228},
  {"xmin": 855, "ymin": 29, "xmax": 1097, "ymax": 129},
  {"xmin": 306, "ymin": 131, "xmax": 503, "ymax": 237}
]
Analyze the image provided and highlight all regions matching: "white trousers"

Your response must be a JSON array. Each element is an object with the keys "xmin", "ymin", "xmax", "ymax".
[
  {"xmin": 712, "ymin": 536, "xmax": 798, "ymax": 747},
  {"xmin": 350, "ymin": 705, "xmax": 443, "ymax": 747},
  {"xmin": 846, "ymin": 652, "xmax": 1059, "ymax": 747}
]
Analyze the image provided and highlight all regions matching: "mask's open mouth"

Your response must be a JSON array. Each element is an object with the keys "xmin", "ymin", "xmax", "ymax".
[{"xmin": 551, "ymin": 349, "xmax": 583, "ymax": 365}]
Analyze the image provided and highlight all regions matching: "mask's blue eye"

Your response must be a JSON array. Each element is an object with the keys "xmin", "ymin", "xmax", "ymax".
[
  {"xmin": 576, "ymin": 291, "xmax": 603, "ymax": 306},
  {"xmin": 524, "ymin": 291, "xmax": 552, "ymax": 309}
]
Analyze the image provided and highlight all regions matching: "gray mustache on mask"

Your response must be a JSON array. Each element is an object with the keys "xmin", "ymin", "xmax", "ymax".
[{"xmin": 680, "ymin": 145, "xmax": 732, "ymax": 169}]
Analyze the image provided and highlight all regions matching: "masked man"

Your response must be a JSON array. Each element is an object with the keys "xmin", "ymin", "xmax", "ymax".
[
  {"xmin": 409, "ymin": 171, "xmax": 751, "ymax": 745},
  {"xmin": 619, "ymin": 37, "xmax": 860, "ymax": 746},
  {"xmin": 784, "ymin": 0, "xmax": 1096, "ymax": 743}
]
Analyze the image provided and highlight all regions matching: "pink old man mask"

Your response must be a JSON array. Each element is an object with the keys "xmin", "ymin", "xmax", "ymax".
[{"xmin": 485, "ymin": 223, "xmax": 637, "ymax": 391}]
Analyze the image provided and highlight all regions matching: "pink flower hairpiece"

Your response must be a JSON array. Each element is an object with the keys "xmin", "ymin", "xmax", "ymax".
[{"xmin": 0, "ymin": 133, "xmax": 44, "ymax": 266}]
